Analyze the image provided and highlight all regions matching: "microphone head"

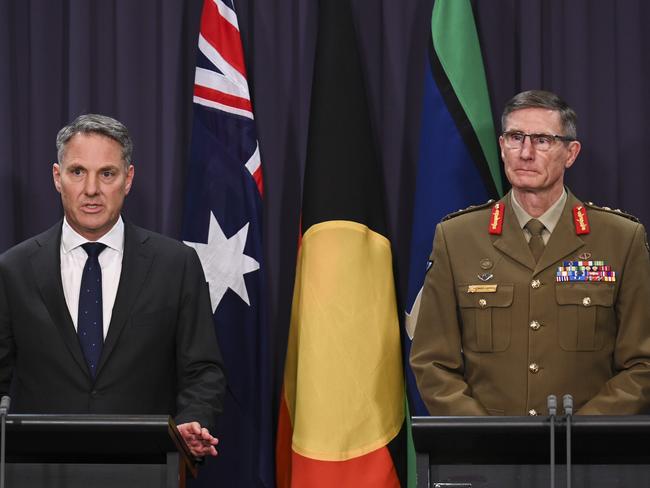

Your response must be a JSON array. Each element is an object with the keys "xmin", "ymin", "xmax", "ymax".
[
  {"xmin": 563, "ymin": 394, "xmax": 573, "ymax": 415},
  {"xmin": 0, "ymin": 395, "xmax": 10, "ymax": 414},
  {"xmin": 547, "ymin": 394, "xmax": 557, "ymax": 415}
]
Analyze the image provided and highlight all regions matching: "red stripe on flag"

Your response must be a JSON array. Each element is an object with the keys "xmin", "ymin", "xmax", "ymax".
[
  {"xmin": 290, "ymin": 447, "xmax": 400, "ymax": 488},
  {"xmin": 276, "ymin": 392, "xmax": 400, "ymax": 488},
  {"xmin": 200, "ymin": 0, "xmax": 246, "ymax": 77},
  {"xmin": 194, "ymin": 84, "xmax": 252, "ymax": 113},
  {"xmin": 251, "ymin": 166, "xmax": 264, "ymax": 197}
]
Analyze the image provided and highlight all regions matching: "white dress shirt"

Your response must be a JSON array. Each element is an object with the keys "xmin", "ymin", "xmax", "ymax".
[{"xmin": 60, "ymin": 217, "xmax": 125, "ymax": 338}]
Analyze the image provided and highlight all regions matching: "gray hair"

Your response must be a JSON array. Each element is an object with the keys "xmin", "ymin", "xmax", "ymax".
[
  {"xmin": 501, "ymin": 90, "xmax": 578, "ymax": 139},
  {"xmin": 56, "ymin": 114, "xmax": 133, "ymax": 166}
]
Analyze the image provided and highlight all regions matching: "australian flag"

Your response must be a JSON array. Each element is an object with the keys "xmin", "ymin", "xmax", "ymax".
[{"xmin": 182, "ymin": 1, "xmax": 273, "ymax": 487}]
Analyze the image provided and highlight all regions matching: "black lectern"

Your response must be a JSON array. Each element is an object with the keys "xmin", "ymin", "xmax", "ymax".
[
  {"xmin": 5, "ymin": 414, "xmax": 197, "ymax": 488},
  {"xmin": 412, "ymin": 415, "xmax": 650, "ymax": 488}
]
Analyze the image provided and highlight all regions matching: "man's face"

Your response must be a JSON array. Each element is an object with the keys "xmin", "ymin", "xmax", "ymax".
[
  {"xmin": 499, "ymin": 107, "xmax": 581, "ymax": 195},
  {"xmin": 53, "ymin": 133, "xmax": 134, "ymax": 240}
]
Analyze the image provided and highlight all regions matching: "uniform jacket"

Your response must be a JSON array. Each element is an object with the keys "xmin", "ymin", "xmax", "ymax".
[
  {"xmin": 410, "ymin": 190, "xmax": 650, "ymax": 416},
  {"xmin": 0, "ymin": 220, "xmax": 226, "ymax": 429}
]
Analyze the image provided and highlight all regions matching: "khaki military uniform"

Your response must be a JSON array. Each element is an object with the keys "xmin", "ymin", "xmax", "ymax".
[{"xmin": 410, "ymin": 190, "xmax": 650, "ymax": 416}]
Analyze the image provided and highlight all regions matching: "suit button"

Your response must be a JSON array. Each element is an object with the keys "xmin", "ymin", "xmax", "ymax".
[
  {"xmin": 531, "ymin": 279, "xmax": 541, "ymax": 289},
  {"xmin": 528, "ymin": 409, "xmax": 538, "ymax": 416},
  {"xmin": 529, "ymin": 320, "xmax": 541, "ymax": 330},
  {"xmin": 90, "ymin": 390, "xmax": 98, "ymax": 397},
  {"xmin": 582, "ymin": 297, "xmax": 592, "ymax": 307},
  {"xmin": 528, "ymin": 363, "xmax": 540, "ymax": 374}
]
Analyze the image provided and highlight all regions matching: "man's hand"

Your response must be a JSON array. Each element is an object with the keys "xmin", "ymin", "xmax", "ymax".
[{"xmin": 177, "ymin": 422, "xmax": 219, "ymax": 457}]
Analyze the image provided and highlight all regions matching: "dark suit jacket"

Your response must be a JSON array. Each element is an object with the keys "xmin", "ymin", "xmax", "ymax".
[
  {"xmin": 0, "ymin": 220, "xmax": 225, "ymax": 429},
  {"xmin": 411, "ymin": 190, "xmax": 650, "ymax": 416}
]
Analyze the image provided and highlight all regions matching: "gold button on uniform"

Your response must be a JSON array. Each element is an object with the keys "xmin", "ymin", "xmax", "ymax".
[
  {"xmin": 528, "ymin": 363, "xmax": 540, "ymax": 374},
  {"xmin": 531, "ymin": 279, "xmax": 541, "ymax": 289},
  {"xmin": 528, "ymin": 409, "xmax": 538, "ymax": 416},
  {"xmin": 582, "ymin": 297, "xmax": 592, "ymax": 307},
  {"xmin": 478, "ymin": 299, "xmax": 487, "ymax": 308}
]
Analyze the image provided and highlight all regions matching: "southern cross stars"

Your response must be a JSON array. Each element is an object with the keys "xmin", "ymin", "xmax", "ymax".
[{"xmin": 184, "ymin": 211, "xmax": 260, "ymax": 312}]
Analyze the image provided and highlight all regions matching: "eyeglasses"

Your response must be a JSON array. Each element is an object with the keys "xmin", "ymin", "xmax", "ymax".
[{"xmin": 502, "ymin": 131, "xmax": 576, "ymax": 152}]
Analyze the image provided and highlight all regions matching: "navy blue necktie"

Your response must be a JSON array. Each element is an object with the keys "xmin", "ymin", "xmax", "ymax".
[{"xmin": 78, "ymin": 242, "xmax": 107, "ymax": 378}]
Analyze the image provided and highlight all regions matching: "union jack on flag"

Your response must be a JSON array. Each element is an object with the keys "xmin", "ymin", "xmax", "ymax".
[{"xmin": 182, "ymin": 1, "xmax": 272, "ymax": 487}]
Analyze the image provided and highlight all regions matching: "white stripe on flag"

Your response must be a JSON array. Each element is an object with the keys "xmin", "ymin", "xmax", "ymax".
[
  {"xmin": 195, "ymin": 67, "xmax": 250, "ymax": 100},
  {"xmin": 198, "ymin": 34, "xmax": 249, "ymax": 95},
  {"xmin": 245, "ymin": 143, "xmax": 261, "ymax": 176},
  {"xmin": 213, "ymin": 0, "xmax": 239, "ymax": 30}
]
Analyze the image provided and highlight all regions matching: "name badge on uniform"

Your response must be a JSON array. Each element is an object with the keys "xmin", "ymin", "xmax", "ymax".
[{"xmin": 467, "ymin": 284, "xmax": 498, "ymax": 293}]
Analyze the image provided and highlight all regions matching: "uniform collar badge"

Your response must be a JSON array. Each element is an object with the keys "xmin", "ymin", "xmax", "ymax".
[
  {"xmin": 488, "ymin": 203, "xmax": 504, "ymax": 235},
  {"xmin": 573, "ymin": 205, "xmax": 590, "ymax": 235}
]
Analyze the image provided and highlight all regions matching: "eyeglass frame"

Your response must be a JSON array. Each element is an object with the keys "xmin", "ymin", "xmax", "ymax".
[{"xmin": 501, "ymin": 130, "xmax": 577, "ymax": 151}]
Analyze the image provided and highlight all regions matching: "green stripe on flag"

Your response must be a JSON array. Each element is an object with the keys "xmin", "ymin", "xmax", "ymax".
[{"xmin": 431, "ymin": 0, "xmax": 503, "ymax": 196}]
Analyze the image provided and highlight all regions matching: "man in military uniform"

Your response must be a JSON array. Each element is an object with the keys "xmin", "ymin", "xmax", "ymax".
[{"xmin": 410, "ymin": 90, "xmax": 650, "ymax": 416}]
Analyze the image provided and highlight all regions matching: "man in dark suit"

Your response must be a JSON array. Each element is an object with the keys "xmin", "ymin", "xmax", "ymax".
[
  {"xmin": 0, "ymin": 114, "xmax": 226, "ymax": 457},
  {"xmin": 410, "ymin": 90, "xmax": 650, "ymax": 416}
]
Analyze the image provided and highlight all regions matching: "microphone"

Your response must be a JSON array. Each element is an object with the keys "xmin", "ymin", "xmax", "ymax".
[
  {"xmin": 563, "ymin": 393, "xmax": 573, "ymax": 416},
  {"xmin": 0, "ymin": 397, "xmax": 9, "ymax": 415},
  {"xmin": 547, "ymin": 395, "xmax": 557, "ymax": 488},
  {"xmin": 0, "ymin": 395, "xmax": 10, "ymax": 488},
  {"xmin": 563, "ymin": 394, "xmax": 573, "ymax": 488}
]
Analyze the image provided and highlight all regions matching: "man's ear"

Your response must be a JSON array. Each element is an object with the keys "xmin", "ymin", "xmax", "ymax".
[
  {"xmin": 53, "ymin": 163, "xmax": 62, "ymax": 193},
  {"xmin": 564, "ymin": 141, "xmax": 581, "ymax": 169},
  {"xmin": 124, "ymin": 164, "xmax": 135, "ymax": 195}
]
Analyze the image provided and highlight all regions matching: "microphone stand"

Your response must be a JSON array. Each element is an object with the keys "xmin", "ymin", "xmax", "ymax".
[
  {"xmin": 0, "ymin": 395, "xmax": 10, "ymax": 488},
  {"xmin": 547, "ymin": 395, "xmax": 557, "ymax": 488},
  {"xmin": 563, "ymin": 394, "xmax": 573, "ymax": 488}
]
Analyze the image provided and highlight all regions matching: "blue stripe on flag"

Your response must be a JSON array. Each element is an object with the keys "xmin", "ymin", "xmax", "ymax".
[{"xmin": 404, "ymin": 54, "xmax": 490, "ymax": 416}]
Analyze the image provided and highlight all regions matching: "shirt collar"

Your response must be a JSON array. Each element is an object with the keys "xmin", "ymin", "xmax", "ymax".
[
  {"xmin": 61, "ymin": 216, "xmax": 125, "ymax": 254},
  {"xmin": 511, "ymin": 188, "xmax": 567, "ymax": 234}
]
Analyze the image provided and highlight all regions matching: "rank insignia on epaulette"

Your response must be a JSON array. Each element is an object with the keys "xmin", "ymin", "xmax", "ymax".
[
  {"xmin": 489, "ymin": 203, "xmax": 504, "ymax": 235},
  {"xmin": 573, "ymin": 205, "xmax": 590, "ymax": 235},
  {"xmin": 584, "ymin": 202, "xmax": 640, "ymax": 223}
]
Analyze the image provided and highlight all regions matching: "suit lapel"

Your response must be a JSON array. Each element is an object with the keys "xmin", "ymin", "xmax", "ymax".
[
  {"xmin": 493, "ymin": 194, "xmax": 537, "ymax": 271},
  {"xmin": 534, "ymin": 191, "xmax": 585, "ymax": 275},
  {"xmin": 97, "ymin": 222, "xmax": 153, "ymax": 375},
  {"xmin": 31, "ymin": 223, "xmax": 90, "ymax": 375}
]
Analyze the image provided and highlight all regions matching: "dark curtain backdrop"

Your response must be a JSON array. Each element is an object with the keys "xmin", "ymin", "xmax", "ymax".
[{"xmin": 1, "ymin": 0, "xmax": 649, "ymax": 453}]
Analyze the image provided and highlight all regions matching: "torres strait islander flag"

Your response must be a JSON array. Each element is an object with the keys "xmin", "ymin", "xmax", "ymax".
[
  {"xmin": 404, "ymin": 0, "xmax": 503, "ymax": 417},
  {"xmin": 276, "ymin": 0, "xmax": 405, "ymax": 486},
  {"xmin": 182, "ymin": 1, "xmax": 273, "ymax": 487}
]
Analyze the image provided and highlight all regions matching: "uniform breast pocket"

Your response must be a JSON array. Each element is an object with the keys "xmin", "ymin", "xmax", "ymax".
[
  {"xmin": 555, "ymin": 284, "xmax": 616, "ymax": 351},
  {"xmin": 457, "ymin": 284, "xmax": 514, "ymax": 352}
]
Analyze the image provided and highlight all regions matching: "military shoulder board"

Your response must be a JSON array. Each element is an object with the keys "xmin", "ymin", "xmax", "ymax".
[
  {"xmin": 583, "ymin": 202, "xmax": 648, "ymax": 254},
  {"xmin": 442, "ymin": 200, "xmax": 495, "ymax": 222},
  {"xmin": 583, "ymin": 202, "xmax": 640, "ymax": 223}
]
